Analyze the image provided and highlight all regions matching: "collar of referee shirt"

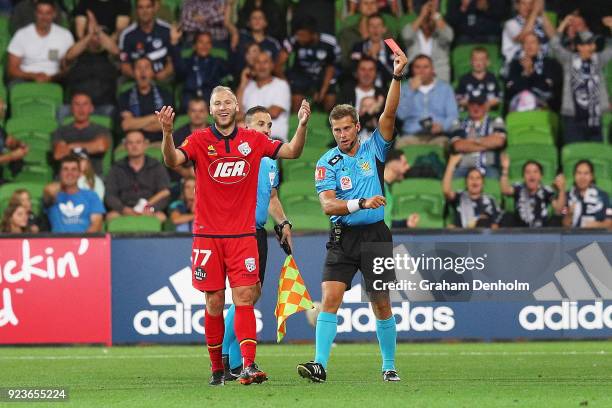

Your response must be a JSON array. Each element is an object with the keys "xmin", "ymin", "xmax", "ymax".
[{"xmin": 211, "ymin": 124, "xmax": 238, "ymax": 140}]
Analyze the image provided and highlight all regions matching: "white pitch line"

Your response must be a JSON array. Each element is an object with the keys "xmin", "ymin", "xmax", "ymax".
[{"xmin": 0, "ymin": 350, "xmax": 609, "ymax": 361}]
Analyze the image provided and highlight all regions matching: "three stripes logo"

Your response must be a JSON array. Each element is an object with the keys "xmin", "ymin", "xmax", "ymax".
[
  {"xmin": 133, "ymin": 268, "xmax": 262, "ymax": 336},
  {"xmin": 519, "ymin": 242, "xmax": 612, "ymax": 331}
]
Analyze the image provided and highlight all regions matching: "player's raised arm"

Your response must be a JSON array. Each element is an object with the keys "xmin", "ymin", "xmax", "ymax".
[
  {"xmin": 379, "ymin": 49, "xmax": 408, "ymax": 142},
  {"xmin": 156, "ymin": 106, "xmax": 186, "ymax": 167},
  {"xmin": 277, "ymin": 99, "xmax": 311, "ymax": 159}
]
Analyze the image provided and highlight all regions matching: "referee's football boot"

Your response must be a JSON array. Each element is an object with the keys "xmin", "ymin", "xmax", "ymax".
[
  {"xmin": 238, "ymin": 363, "xmax": 268, "ymax": 385},
  {"xmin": 297, "ymin": 361, "xmax": 326, "ymax": 383},
  {"xmin": 209, "ymin": 370, "xmax": 225, "ymax": 386},
  {"xmin": 383, "ymin": 370, "xmax": 401, "ymax": 382},
  {"xmin": 222, "ymin": 355, "xmax": 242, "ymax": 381}
]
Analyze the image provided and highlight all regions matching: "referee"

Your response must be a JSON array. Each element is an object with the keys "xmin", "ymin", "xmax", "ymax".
[{"xmin": 297, "ymin": 49, "xmax": 408, "ymax": 383}]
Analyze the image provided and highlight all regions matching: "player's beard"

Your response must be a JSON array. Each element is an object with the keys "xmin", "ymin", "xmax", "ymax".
[{"xmin": 214, "ymin": 111, "xmax": 237, "ymax": 131}]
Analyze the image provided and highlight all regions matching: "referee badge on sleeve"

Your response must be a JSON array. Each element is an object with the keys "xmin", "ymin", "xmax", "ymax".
[{"xmin": 315, "ymin": 167, "xmax": 326, "ymax": 181}]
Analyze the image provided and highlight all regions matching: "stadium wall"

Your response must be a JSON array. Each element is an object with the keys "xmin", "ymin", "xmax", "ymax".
[{"xmin": 1, "ymin": 232, "xmax": 611, "ymax": 345}]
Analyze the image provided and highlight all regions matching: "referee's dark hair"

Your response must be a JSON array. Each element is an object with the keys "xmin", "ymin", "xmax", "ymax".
[{"xmin": 245, "ymin": 106, "xmax": 269, "ymax": 125}]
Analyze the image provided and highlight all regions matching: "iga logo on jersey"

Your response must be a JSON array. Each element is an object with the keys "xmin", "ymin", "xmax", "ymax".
[{"xmin": 208, "ymin": 157, "xmax": 251, "ymax": 184}]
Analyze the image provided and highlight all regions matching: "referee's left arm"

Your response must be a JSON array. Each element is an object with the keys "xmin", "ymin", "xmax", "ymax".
[{"xmin": 378, "ymin": 49, "xmax": 408, "ymax": 142}]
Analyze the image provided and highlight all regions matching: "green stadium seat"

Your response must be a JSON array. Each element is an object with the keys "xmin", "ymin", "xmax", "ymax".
[
  {"xmin": 282, "ymin": 159, "xmax": 316, "ymax": 182},
  {"xmin": 12, "ymin": 165, "xmax": 53, "ymax": 183},
  {"xmin": 399, "ymin": 144, "xmax": 445, "ymax": 167},
  {"xmin": 289, "ymin": 112, "xmax": 334, "ymax": 147},
  {"xmin": 6, "ymin": 116, "xmax": 57, "ymax": 135},
  {"xmin": 174, "ymin": 114, "xmax": 190, "ymax": 130},
  {"xmin": 505, "ymin": 144, "xmax": 558, "ymax": 184},
  {"xmin": 597, "ymin": 178, "xmax": 612, "ymax": 197},
  {"xmin": 296, "ymin": 146, "xmax": 328, "ymax": 162},
  {"xmin": 603, "ymin": 112, "xmax": 611, "ymax": 145},
  {"xmin": 279, "ymin": 181, "xmax": 329, "ymax": 231},
  {"xmin": 0, "ymin": 181, "xmax": 46, "ymax": 215},
  {"xmin": 391, "ymin": 178, "xmax": 444, "ymax": 228},
  {"xmin": 113, "ymin": 145, "xmax": 164, "ymax": 163},
  {"xmin": 9, "ymin": 83, "xmax": 63, "ymax": 118},
  {"xmin": 451, "ymin": 43, "xmax": 502, "ymax": 84},
  {"xmin": 505, "ymin": 110, "xmax": 556, "ymax": 145},
  {"xmin": 562, "ymin": 142, "xmax": 612, "ymax": 182},
  {"xmin": 106, "ymin": 215, "xmax": 162, "ymax": 232},
  {"xmin": 62, "ymin": 114, "xmax": 112, "ymax": 129}
]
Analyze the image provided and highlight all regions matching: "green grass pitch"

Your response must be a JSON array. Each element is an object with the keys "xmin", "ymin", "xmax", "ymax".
[{"xmin": 1, "ymin": 341, "xmax": 611, "ymax": 407}]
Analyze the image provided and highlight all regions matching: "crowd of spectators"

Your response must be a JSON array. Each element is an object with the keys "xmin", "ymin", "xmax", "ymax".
[{"xmin": 0, "ymin": 0, "xmax": 611, "ymax": 233}]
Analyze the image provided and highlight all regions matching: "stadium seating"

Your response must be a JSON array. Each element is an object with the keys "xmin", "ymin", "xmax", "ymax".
[
  {"xmin": 0, "ymin": 181, "xmax": 46, "ymax": 215},
  {"xmin": 289, "ymin": 112, "xmax": 334, "ymax": 148},
  {"xmin": 505, "ymin": 110, "xmax": 556, "ymax": 145},
  {"xmin": 505, "ymin": 144, "xmax": 558, "ymax": 184},
  {"xmin": 106, "ymin": 215, "xmax": 162, "ymax": 233},
  {"xmin": 391, "ymin": 178, "xmax": 444, "ymax": 228},
  {"xmin": 62, "ymin": 115, "xmax": 113, "ymax": 129},
  {"xmin": 399, "ymin": 144, "xmax": 445, "ymax": 167},
  {"xmin": 113, "ymin": 145, "xmax": 164, "ymax": 163},
  {"xmin": 282, "ymin": 159, "xmax": 316, "ymax": 182},
  {"xmin": 451, "ymin": 177, "xmax": 502, "ymax": 203},
  {"xmin": 562, "ymin": 142, "xmax": 612, "ymax": 182},
  {"xmin": 451, "ymin": 43, "xmax": 502, "ymax": 84},
  {"xmin": 278, "ymin": 181, "xmax": 329, "ymax": 230},
  {"xmin": 9, "ymin": 82, "xmax": 63, "ymax": 118}
]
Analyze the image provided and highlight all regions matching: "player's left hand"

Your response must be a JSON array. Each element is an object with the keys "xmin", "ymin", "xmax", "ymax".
[
  {"xmin": 279, "ymin": 224, "xmax": 293, "ymax": 255},
  {"xmin": 297, "ymin": 99, "xmax": 311, "ymax": 126},
  {"xmin": 392, "ymin": 48, "xmax": 408, "ymax": 77},
  {"xmin": 155, "ymin": 106, "xmax": 175, "ymax": 134}
]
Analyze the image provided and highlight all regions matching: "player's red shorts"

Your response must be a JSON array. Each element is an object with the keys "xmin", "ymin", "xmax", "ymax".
[{"xmin": 191, "ymin": 235, "xmax": 260, "ymax": 292}]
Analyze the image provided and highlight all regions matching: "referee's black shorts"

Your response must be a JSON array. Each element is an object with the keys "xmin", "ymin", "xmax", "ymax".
[
  {"xmin": 322, "ymin": 221, "xmax": 396, "ymax": 293},
  {"xmin": 256, "ymin": 228, "xmax": 268, "ymax": 285}
]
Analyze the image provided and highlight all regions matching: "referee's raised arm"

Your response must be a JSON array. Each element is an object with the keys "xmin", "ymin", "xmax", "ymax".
[
  {"xmin": 156, "ymin": 105, "xmax": 186, "ymax": 168},
  {"xmin": 379, "ymin": 49, "xmax": 408, "ymax": 142}
]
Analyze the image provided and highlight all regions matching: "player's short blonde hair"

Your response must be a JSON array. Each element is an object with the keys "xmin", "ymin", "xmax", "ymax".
[
  {"xmin": 210, "ymin": 86, "xmax": 237, "ymax": 105},
  {"xmin": 329, "ymin": 104, "xmax": 359, "ymax": 126}
]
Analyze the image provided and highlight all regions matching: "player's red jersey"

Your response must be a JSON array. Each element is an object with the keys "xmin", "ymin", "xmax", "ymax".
[{"xmin": 178, "ymin": 125, "xmax": 283, "ymax": 236}]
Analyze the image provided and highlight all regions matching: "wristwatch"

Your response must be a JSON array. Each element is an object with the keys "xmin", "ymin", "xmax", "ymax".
[
  {"xmin": 392, "ymin": 73, "xmax": 405, "ymax": 81},
  {"xmin": 358, "ymin": 198, "xmax": 366, "ymax": 209},
  {"xmin": 277, "ymin": 220, "xmax": 292, "ymax": 230}
]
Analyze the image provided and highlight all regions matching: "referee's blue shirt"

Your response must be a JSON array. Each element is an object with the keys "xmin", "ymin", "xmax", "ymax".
[
  {"xmin": 255, "ymin": 157, "xmax": 280, "ymax": 229},
  {"xmin": 315, "ymin": 128, "xmax": 392, "ymax": 226}
]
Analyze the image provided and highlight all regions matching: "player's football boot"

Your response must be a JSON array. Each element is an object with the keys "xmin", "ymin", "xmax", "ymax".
[
  {"xmin": 297, "ymin": 361, "xmax": 326, "ymax": 383},
  {"xmin": 209, "ymin": 370, "xmax": 225, "ymax": 386},
  {"xmin": 222, "ymin": 356, "xmax": 241, "ymax": 382},
  {"xmin": 383, "ymin": 370, "xmax": 401, "ymax": 382},
  {"xmin": 238, "ymin": 363, "xmax": 268, "ymax": 385}
]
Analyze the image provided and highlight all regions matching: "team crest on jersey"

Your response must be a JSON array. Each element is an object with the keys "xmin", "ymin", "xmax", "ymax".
[
  {"xmin": 340, "ymin": 176, "xmax": 353, "ymax": 190},
  {"xmin": 245, "ymin": 257, "xmax": 256, "ymax": 272},
  {"xmin": 238, "ymin": 142, "xmax": 252, "ymax": 156},
  {"xmin": 207, "ymin": 145, "xmax": 217, "ymax": 156},
  {"xmin": 315, "ymin": 167, "xmax": 326, "ymax": 181}
]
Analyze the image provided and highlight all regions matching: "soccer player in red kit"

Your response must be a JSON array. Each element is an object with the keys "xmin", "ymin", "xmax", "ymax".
[{"xmin": 157, "ymin": 86, "xmax": 310, "ymax": 386}]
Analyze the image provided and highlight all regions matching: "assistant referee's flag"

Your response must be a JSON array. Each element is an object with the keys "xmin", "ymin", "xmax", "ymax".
[{"xmin": 274, "ymin": 255, "xmax": 314, "ymax": 342}]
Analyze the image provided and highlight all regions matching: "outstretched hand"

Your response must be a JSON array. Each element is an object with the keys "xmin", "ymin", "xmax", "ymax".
[
  {"xmin": 392, "ymin": 48, "xmax": 408, "ymax": 77},
  {"xmin": 297, "ymin": 99, "xmax": 311, "ymax": 126},
  {"xmin": 155, "ymin": 106, "xmax": 175, "ymax": 134}
]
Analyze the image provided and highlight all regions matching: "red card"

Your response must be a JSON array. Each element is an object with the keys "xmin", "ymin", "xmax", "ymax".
[{"xmin": 384, "ymin": 38, "xmax": 402, "ymax": 54}]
